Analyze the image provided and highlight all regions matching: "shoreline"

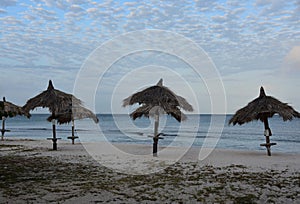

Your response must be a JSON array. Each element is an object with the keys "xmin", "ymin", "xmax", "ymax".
[{"xmin": 1, "ymin": 137, "xmax": 299, "ymax": 171}]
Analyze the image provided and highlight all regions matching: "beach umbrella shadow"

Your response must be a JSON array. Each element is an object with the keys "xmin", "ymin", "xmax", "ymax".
[
  {"xmin": 0, "ymin": 97, "xmax": 31, "ymax": 140},
  {"xmin": 229, "ymin": 87, "xmax": 300, "ymax": 156},
  {"xmin": 23, "ymin": 80, "xmax": 99, "ymax": 150},
  {"xmin": 123, "ymin": 79, "xmax": 193, "ymax": 157}
]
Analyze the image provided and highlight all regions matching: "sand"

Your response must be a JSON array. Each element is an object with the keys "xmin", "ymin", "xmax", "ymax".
[{"xmin": 0, "ymin": 138, "xmax": 299, "ymax": 203}]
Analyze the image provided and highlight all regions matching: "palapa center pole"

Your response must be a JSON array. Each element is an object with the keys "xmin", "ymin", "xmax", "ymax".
[
  {"xmin": 1, "ymin": 116, "xmax": 5, "ymax": 141},
  {"xmin": 52, "ymin": 119, "xmax": 57, "ymax": 150},
  {"xmin": 67, "ymin": 119, "xmax": 79, "ymax": 144},
  {"xmin": 263, "ymin": 117, "xmax": 272, "ymax": 156},
  {"xmin": 71, "ymin": 120, "xmax": 75, "ymax": 144},
  {"xmin": 153, "ymin": 113, "xmax": 159, "ymax": 157}
]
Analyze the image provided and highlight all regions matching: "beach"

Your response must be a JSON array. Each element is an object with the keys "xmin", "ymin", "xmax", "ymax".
[{"xmin": 0, "ymin": 138, "xmax": 299, "ymax": 203}]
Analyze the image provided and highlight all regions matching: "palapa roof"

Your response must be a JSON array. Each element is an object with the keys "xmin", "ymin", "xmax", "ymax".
[
  {"xmin": 47, "ymin": 104, "xmax": 99, "ymax": 124},
  {"xmin": 23, "ymin": 80, "xmax": 98, "ymax": 124},
  {"xmin": 123, "ymin": 79, "xmax": 193, "ymax": 122},
  {"xmin": 229, "ymin": 87, "xmax": 300, "ymax": 125},
  {"xmin": 0, "ymin": 97, "xmax": 30, "ymax": 119}
]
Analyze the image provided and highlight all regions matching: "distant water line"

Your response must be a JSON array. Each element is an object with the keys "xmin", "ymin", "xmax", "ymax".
[{"xmin": 3, "ymin": 114, "xmax": 300, "ymax": 153}]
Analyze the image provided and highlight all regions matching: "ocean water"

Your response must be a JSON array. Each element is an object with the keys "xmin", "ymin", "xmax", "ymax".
[{"xmin": 2, "ymin": 114, "xmax": 300, "ymax": 153}]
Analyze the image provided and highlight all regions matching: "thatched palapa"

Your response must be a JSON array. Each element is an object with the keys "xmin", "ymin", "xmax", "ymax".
[
  {"xmin": 229, "ymin": 87, "xmax": 300, "ymax": 125},
  {"xmin": 23, "ymin": 80, "xmax": 80, "ymax": 116},
  {"xmin": 123, "ymin": 79, "xmax": 193, "ymax": 122},
  {"xmin": 23, "ymin": 80, "xmax": 99, "ymax": 148},
  {"xmin": 0, "ymin": 97, "xmax": 30, "ymax": 140},
  {"xmin": 229, "ymin": 87, "xmax": 300, "ymax": 156},
  {"xmin": 123, "ymin": 79, "xmax": 193, "ymax": 156},
  {"xmin": 47, "ymin": 103, "xmax": 99, "ymax": 145},
  {"xmin": 1, "ymin": 97, "xmax": 30, "ymax": 118}
]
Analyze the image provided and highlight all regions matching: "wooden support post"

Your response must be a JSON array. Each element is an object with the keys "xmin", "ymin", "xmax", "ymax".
[
  {"xmin": 52, "ymin": 119, "xmax": 57, "ymax": 150},
  {"xmin": 71, "ymin": 120, "xmax": 75, "ymax": 144},
  {"xmin": 47, "ymin": 119, "xmax": 61, "ymax": 150},
  {"xmin": 153, "ymin": 113, "xmax": 159, "ymax": 157},
  {"xmin": 1, "ymin": 116, "xmax": 5, "ymax": 141},
  {"xmin": 263, "ymin": 118, "xmax": 272, "ymax": 156},
  {"xmin": 67, "ymin": 120, "xmax": 78, "ymax": 144}
]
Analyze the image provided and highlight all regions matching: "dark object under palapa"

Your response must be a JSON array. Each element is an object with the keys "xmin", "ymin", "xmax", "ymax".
[
  {"xmin": 0, "ymin": 97, "xmax": 30, "ymax": 140},
  {"xmin": 123, "ymin": 79, "xmax": 193, "ymax": 156},
  {"xmin": 23, "ymin": 80, "xmax": 99, "ymax": 149},
  {"xmin": 229, "ymin": 87, "xmax": 300, "ymax": 156}
]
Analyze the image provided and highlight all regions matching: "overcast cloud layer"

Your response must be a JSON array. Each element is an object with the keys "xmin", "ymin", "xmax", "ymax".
[{"xmin": 1, "ymin": 0, "xmax": 300, "ymax": 114}]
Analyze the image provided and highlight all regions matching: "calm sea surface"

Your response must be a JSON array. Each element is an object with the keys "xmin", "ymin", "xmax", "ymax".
[{"xmin": 3, "ymin": 114, "xmax": 300, "ymax": 153}]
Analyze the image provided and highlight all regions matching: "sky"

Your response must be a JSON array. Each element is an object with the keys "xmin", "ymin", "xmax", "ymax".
[{"xmin": 1, "ymin": 0, "xmax": 300, "ymax": 114}]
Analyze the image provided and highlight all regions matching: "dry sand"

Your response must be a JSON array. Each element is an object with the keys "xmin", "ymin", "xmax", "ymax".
[{"xmin": 0, "ymin": 138, "xmax": 299, "ymax": 203}]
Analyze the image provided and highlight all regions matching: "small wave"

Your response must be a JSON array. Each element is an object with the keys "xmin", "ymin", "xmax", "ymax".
[
  {"xmin": 160, "ymin": 133, "xmax": 177, "ymax": 137},
  {"xmin": 22, "ymin": 128, "xmax": 49, "ymax": 131},
  {"xmin": 126, "ymin": 131, "xmax": 144, "ymax": 136},
  {"xmin": 274, "ymin": 139, "xmax": 300, "ymax": 143}
]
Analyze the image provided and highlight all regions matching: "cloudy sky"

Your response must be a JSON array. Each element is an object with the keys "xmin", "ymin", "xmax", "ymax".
[{"xmin": 1, "ymin": 0, "xmax": 300, "ymax": 114}]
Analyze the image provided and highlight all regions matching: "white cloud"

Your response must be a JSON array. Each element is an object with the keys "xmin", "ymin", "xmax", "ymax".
[
  {"xmin": 0, "ymin": 16, "xmax": 23, "ymax": 25},
  {"xmin": 86, "ymin": 7, "xmax": 97, "ymax": 13},
  {"xmin": 255, "ymin": 0, "xmax": 294, "ymax": 17},
  {"xmin": 283, "ymin": 46, "xmax": 300, "ymax": 72},
  {"xmin": 194, "ymin": 0, "xmax": 218, "ymax": 10},
  {"xmin": 66, "ymin": 0, "xmax": 86, "ymax": 5},
  {"xmin": 23, "ymin": 14, "xmax": 35, "ymax": 20},
  {"xmin": 0, "ymin": 0, "xmax": 17, "ymax": 7},
  {"xmin": 0, "ymin": 8, "xmax": 7, "ymax": 14},
  {"xmin": 69, "ymin": 4, "xmax": 84, "ymax": 12},
  {"xmin": 41, "ymin": 0, "xmax": 68, "ymax": 10}
]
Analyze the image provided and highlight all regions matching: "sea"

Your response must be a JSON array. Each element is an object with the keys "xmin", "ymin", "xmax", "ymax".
[{"xmin": 2, "ymin": 114, "xmax": 300, "ymax": 153}]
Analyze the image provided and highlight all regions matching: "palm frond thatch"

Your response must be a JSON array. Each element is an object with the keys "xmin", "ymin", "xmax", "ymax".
[
  {"xmin": 123, "ymin": 79, "xmax": 193, "ymax": 122},
  {"xmin": 229, "ymin": 87, "xmax": 300, "ymax": 125},
  {"xmin": 129, "ymin": 104, "xmax": 187, "ymax": 122},
  {"xmin": 23, "ymin": 80, "xmax": 99, "ymax": 124},
  {"xmin": 47, "ymin": 105, "xmax": 99, "ymax": 124},
  {"xmin": 0, "ymin": 97, "xmax": 30, "ymax": 119},
  {"xmin": 23, "ymin": 80, "xmax": 80, "ymax": 115}
]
